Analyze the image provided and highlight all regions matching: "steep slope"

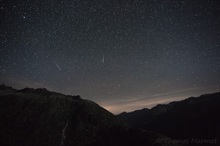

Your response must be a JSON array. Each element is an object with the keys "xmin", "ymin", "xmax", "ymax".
[
  {"xmin": 0, "ymin": 85, "xmax": 171, "ymax": 146},
  {"xmin": 118, "ymin": 92, "xmax": 220, "ymax": 142}
]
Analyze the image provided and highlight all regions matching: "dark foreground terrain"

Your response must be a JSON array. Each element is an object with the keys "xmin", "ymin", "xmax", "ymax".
[
  {"xmin": 0, "ymin": 85, "xmax": 172, "ymax": 146},
  {"xmin": 119, "ymin": 92, "xmax": 220, "ymax": 146}
]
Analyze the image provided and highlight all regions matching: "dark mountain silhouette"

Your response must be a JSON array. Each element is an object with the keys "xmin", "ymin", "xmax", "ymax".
[
  {"xmin": 0, "ymin": 84, "xmax": 173, "ymax": 146},
  {"xmin": 118, "ymin": 92, "xmax": 220, "ymax": 145}
]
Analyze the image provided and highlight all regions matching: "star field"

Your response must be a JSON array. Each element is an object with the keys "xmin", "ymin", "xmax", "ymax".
[{"xmin": 1, "ymin": 0, "xmax": 220, "ymax": 113}]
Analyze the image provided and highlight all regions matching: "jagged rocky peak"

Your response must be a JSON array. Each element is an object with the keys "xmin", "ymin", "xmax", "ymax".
[
  {"xmin": 18, "ymin": 87, "xmax": 52, "ymax": 95},
  {"xmin": 0, "ymin": 84, "xmax": 16, "ymax": 95},
  {"xmin": 0, "ymin": 84, "xmax": 15, "ymax": 91},
  {"xmin": 7, "ymin": 86, "xmax": 81, "ymax": 99},
  {"xmin": 120, "ymin": 111, "xmax": 127, "ymax": 115},
  {"xmin": 151, "ymin": 103, "xmax": 170, "ymax": 114},
  {"xmin": 18, "ymin": 87, "xmax": 34, "ymax": 92},
  {"xmin": 67, "ymin": 94, "xmax": 81, "ymax": 100}
]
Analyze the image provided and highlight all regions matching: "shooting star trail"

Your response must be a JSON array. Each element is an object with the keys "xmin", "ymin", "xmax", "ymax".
[
  {"xmin": 56, "ymin": 64, "xmax": 62, "ymax": 71},
  {"xmin": 102, "ymin": 54, "xmax": 105, "ymax": 63}
]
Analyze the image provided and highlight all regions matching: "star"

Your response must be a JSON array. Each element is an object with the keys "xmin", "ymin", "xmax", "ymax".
[
  {"xmin": 0, "ymin": 0, "xmax": 219, "ymax": 114},
  {"xmin": 56, "ymin": 64, "xmax": 62, "ymax": 71}
]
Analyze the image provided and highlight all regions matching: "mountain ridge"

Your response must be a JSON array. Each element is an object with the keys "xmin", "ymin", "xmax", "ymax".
[
  {"xmin": 118, "ymin": 92, "xmax": 220, "ymax": 145},
  {"xmin": 120, "ymin": 93, "xmax": 218, "ymax": 115},
  {"xmin": 0, "ymin": 84, "xmax": 171, "ymax": 146}
]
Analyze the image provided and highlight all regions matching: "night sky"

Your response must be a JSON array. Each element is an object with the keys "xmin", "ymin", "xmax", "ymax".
[{"xmin": 1, "ymin": 0, "xmax": 220, "ymax": 114}]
